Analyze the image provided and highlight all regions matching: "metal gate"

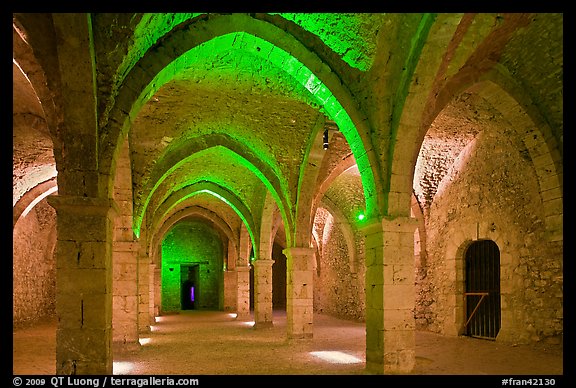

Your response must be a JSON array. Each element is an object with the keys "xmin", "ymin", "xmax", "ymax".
[{"xmin": 464, "ymin": 239, "xmax": 501, "ymax": 339}]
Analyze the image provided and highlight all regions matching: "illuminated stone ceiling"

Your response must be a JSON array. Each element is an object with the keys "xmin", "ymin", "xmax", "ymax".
[{"xmin": 13, "ymin": 13, "xmax": 563, "ymax": 247}]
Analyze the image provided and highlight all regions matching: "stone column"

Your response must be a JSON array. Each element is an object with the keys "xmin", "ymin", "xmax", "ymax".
[
  {"xmin": 149, "ymin": 263, "xmax": 157, "ymax": 323},
  {"xmin": 253, "ymin": 259, "xmax": 274, "ymax": 328},
  {"xmin": 362, "ymin": 216, "xmax": 417, "ymax": 374},
  {"xmin": 236, "ymin": 264, "xmax": 251, "ymax": 320},
  {"xmin": 223, "ymin": 241, "xmax": 237, "ymax": 312},
  {"xmin": 138, "ymin": 253, "xmax": 151, "ymax": 334},
  {"xmin": 153, "ymin": 266, "xmax": 161, "ymax": 316},
  {"xmin": 112, "ymin": 241, "xmax": 140, "ymax": 351},
  {"xmin": 283, "ymin": 247, "xmax": 315, "ymax": 339},
  {"xmin": 223, "ymin": 269, "xmax": 238, "ymax": 312},
  {"xmin": 47, "ymin": 195, "xmax": 116, "ymax": 375}
]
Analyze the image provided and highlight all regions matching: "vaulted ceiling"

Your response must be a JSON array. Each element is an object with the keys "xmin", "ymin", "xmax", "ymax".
[{"xmin": 13, "ymin": 13, "xmax": 563, "ymax": 250}]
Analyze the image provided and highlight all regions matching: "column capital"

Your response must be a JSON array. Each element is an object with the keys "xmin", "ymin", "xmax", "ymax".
[
  {"xmin": 47, "ymin": 194, "xmax": 119, "ymax": 217},
  {"xmin": 358, "ymin": 217, "xmax": 384, "ymax": 237}
]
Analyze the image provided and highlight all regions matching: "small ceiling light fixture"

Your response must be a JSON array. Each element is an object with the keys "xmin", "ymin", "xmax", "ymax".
[{"xmin": 323, "ymin": 129, "xmax": 329, "ymax": 150}]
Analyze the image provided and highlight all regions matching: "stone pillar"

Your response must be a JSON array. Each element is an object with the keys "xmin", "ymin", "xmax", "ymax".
[
  {"xmin": 223, "ymin": 241, "xmax": 237, "ymax": 311},
  {"xmin": 112, "ymin": 241, "xmax": 140, "ymax": 351},
  {"xmin": 47, "ymin": 195, "xmax": 116, "ymax": 375},
  {"xmin": 223, "ymin": 269, "xmax": 238, "ymax": 312},
  {"xmin": 283, "ymin": 247, "xmax": 315, "ymax": 339},
  {"xmin": 149, "ymin": 263, "xmax": 157, "ymax": 323},
  {"xmin": 153, "ymin": 266, "xmax": 161, "ymax": 316},
  {"xmin": 253, "ymin": 259, "xmax": 274, "ymax": 328},
  {"xmin": 236, "ymin": 264, "xmax": 251, "ymax": 320},
  {"xmin": 138, "ymin": 253, "xmax": 151, "ymax": 334},
  {"xmin": 362, "ymin": 216, "xmax": 417, "ymax": 374}
]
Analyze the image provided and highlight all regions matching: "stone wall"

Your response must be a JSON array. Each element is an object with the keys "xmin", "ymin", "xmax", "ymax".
[
  {"xmin": 13, "ymin": 199, "xmax": 57, "ymax": 327},
  {"xmin": 313, "ymin": 207, "xmax": 365, "ymax": 321},
  {"xmin": 160, "ymin": 220, "xmax": 224, "ymax": 311},
  {"xmin": 416, "ymin": 125, "xmax": 563, "ymax": 345}
]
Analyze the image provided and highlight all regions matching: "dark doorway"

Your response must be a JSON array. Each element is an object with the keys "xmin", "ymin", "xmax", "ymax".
[
  {"xmin": 181, "ymin": 264, "xmax": 199, "ymax": 310},
  {"xmin": 272, "ymin": 243, "xmax": 287, "ymax": 309},
  {"xmin": 464, "ymin": 239, "xmax": 501, "ymax": 339}
]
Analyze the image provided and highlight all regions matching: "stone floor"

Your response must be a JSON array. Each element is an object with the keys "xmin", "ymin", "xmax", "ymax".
[{"xmin": 13, "ymin": 310, "xmax": 564, "ymax": 379}]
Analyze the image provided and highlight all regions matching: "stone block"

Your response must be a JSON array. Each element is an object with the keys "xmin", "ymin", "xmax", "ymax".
[
  {"xmin": 383, "ymin": 284, "xmax": 414, "ymax": 310},
  {"xmin": 84, "ymin": 292, "xmax": 112, "ymax": 327},
  {"xmin": 58, "ymin": 268, "xmax": 111, "ymax": 294},
  {"xmin": 55, "ymin": 293, "xmax": 83, "ymax": 328},
  {"xmin": 56, "ymin": 240, "xmax": 81, "ymax": 269},
  {"xmin": 80, "ymin": 241, "xmax": 109, "ymax": 268},
  {"xmin": 383, "ymin": 308, "xmax": 415, "ymax": 330},
  {"xmin": 57, "ymin": 213, "xmax": 110, "ymax": 242},
  {"xmin": 366, "ymin": 283, "xmax": 383, "ymax": 310}
]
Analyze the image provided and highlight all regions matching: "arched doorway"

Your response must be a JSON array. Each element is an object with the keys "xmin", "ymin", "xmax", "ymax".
[{"xmin": 464, "ymin": 239, "xmax": 501, "ymax": 339}]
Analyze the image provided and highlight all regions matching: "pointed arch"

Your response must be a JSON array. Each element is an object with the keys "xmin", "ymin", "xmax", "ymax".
[
  {"xmin": 100, "ymin": 13, "xmax": 382, "ymax": 236},
  {"xmin": 149, "ymin": 181, "xmax": 258, "ymax": 250},
  {"xmin": 149, "ymin": 206, "xmax": 239, "ymax": 269}
]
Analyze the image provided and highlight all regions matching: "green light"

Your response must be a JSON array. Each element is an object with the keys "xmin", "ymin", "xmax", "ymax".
[
  {"xmin": 135, "ymin": 144, "xmax": 291, "ymax": 240},
  {"xmin": 273, "ymin": 13, "xmax": 382, "ymax": 71},
  {"xmin": 132, "ymin": 29, "xmax": 381, "ymax": 236},
  {"xmin": 357, "ymin": 213, "xmax": 365, "ymax": 221},
  {"xmin": 160, "ymin": 220, "xmax": 223, "ymax": 311}
]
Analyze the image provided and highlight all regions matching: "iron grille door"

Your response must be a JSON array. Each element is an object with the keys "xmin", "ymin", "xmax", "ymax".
[{"xmin": 465, "ymin": 240, "xmax": 501, "ymax": 339}]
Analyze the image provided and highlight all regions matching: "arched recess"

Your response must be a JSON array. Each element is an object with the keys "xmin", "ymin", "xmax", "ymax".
[
  {"xmin": 99, "ymin": 13, "xmax": 383, "ymax": 233},
  {"xmin": 317, "ymin": 197, "xmax": 358, "ymax": 274},
  {"xmin": 148, "ymin": 181, "xmax": 258, "ymax": 254},
  {"xmin": 137, "ymin": 139, "xmax": 289, "ymax": 242},
  {"xmin": 385, "ymin": 13, "xmax": 462, "ymax": 217},
  {"xmin": 392, "ymin": 14, "xmax": 560, "ymax": 223},
  {"xmin": 428, "ymin": 74, "xmax": 562, "ymax": 242},
  {"xmin": 12, "ymin": 17, "xmax": 60, "ymax": 159},
  {"xmin": 310, "ymin": 154, "xmax": 357, "ymax": 233},
  {"xmin": 395, "ymin": 57, "xmax": 561, "ymax": 251},
  {"xmin": 149, "ymin": 206, "xmax": 239, "ymax": 270},
  {"xmin": 419, "ymin": 77, "xmax": 562, "ymax": 345},
  {"xmin": 465, "ymin": 78, "xmax": 562, "ymax": 241}
]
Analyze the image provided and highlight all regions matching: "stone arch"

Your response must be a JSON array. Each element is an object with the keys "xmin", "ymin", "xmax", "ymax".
[
  {"xmin": 13, "ymin": 178, "xmax": 58, "ymax": 228},
  {"xmin": 468, "ymin": 78, "xmax": 562, "ymax": 242},
  {"xmin": 135, "ymin": 136, "xmax": 290, "ymax": 242},
  {"xmin": 318, "ymin": 197, "xmax": 358, "ymax": 274},
  {"xmin": 148, "ymin": 181, "xmax": 258, "ymax": 251},
  {"xmin": 310, "ymin": 153, "xmax": 357, "ymax": 236},
  {"xmin": 99, "ymin": 13, "xmax": 382, "ymax": 226},
  {"xmin": 12, "ymin": 17, "xmax": 60, "ymax": 156},
  {"xmin": 387, "ymin": 14, "xmax": 535, "ymax": 218},
  {"xmin": 150, "ymin": 206, "xmax": 239, "ymax": 270},
  {"xmin": 431, "ymin": 74, "xmax": 562, "ymax": 243}
]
